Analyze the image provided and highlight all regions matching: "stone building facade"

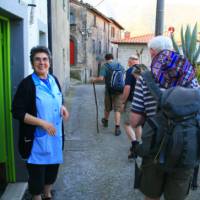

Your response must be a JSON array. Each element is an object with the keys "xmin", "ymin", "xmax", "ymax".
[
  {"xmin": 70, "ymin": 0, "xmax": 124, "ymax": 82},
  {"xmin": 50, "ymin": 0, "xmax": 70, "ymax": 93},
  {"xmin": 109, "ymin": 18, "xmax": 124, "ymax": 61}
]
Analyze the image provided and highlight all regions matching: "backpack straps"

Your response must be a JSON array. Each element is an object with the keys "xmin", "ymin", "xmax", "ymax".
[
  {"xmin": 142, "ymin": 71, "xmax": 162, "ymax": 104},
  {"xmin": 106, "ymin": 62, "xmax": 122, "ymax": 71}
]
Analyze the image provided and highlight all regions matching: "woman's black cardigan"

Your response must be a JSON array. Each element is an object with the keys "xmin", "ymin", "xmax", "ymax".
[{"xmin": 12, "ymin": 74, "xmax": 65, "ymax": 159}]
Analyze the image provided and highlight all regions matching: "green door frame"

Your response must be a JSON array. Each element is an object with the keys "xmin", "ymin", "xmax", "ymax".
[{"xmin": 0, "ymin": 16, "xmax": 15, "ymax": 182}]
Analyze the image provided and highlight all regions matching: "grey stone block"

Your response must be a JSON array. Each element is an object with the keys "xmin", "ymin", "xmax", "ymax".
[{"xmin": 1, "ymin": 182, "xmax": 27, "ymax": 200}]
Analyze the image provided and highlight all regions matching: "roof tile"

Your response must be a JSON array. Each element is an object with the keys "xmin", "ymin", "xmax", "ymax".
[{"xmin": 112, "ymin": 32, "xmax": 169, "ymax": 44}]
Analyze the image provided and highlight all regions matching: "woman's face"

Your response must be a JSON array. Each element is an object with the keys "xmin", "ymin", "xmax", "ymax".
[{"xmin": 32, "ymin": 52, "xmax": 50, "ymax": 78}]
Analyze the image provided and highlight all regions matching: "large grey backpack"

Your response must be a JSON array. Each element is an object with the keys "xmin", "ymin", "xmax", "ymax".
[{"xmin": 136, "ymin": 71, "xmax": 200, "ymax": 171}]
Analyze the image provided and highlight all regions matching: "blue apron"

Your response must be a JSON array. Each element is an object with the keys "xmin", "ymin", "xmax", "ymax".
[{"xmin": 27, "ymin": 73, "xmax": 63, "ymax": 164}]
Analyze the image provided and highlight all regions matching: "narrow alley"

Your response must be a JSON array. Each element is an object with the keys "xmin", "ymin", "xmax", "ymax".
[
  {"xmin": 53, "ymin": 83, "xmax": 142, "ymax": 200},
  {"xmin": 52, "ymin": 84, "xmax": 200, "ymax": 200}
]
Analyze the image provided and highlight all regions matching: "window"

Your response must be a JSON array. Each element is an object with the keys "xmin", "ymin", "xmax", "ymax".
[
  {"xmin": 98, "ymin": 41, "xmax": 101, "ymax": 54},
  {"xmin": 111, "ymin": 27, "xmax": 115, "ymax": 38},
  {"xmin": 63, "ymin": 0, "xmax": 66, "ymax": 10},
  {"xmin": 70, "ymin": 12, "xmax": 76, "ymax": 25},
  {"xmin": 92, "ymin": 40, "xmax": 96, "ymax": 54},
  {"xmin": 39, "ymin": 31, "xmax": 46, "ymax": 46},
  {"xmin": 104, "ymin": 22, "xmax": 106, "ymax": 32},
  {"xmin": 94, "ymin": 15, "xmax": 96, "ymax": 27}
]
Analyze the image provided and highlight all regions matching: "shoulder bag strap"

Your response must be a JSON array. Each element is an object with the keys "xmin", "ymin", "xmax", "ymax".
[{"xmin": 142, "ymin": 71, "xmax": 162, "ymax": 105}]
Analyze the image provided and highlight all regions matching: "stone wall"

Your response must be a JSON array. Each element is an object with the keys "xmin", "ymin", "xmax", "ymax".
[
  {"xmin": 70, "ymin": 1, "xmax": 123, "ymax": 82},
  {"xmin": 86, "ymin": 11, "xmax": 110, "ymax": 77},
  {"xmin": 51, "ymin": 0, "xmax": 70, "ymax": 92}
]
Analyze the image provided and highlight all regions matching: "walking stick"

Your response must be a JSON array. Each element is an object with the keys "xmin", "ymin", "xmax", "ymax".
[
  {"xmin": 93, "ymin": 82, "xmax": 99, "ymax": 133},
  {"xmin": 134, "ymin": 159, "xmax": 141, "ymax": 189}
]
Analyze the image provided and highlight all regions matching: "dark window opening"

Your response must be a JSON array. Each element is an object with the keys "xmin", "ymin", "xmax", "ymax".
[
  {"xmin": 111, "ymin": 27, "xmax": 115, "ymax": 38},
  {"xmin": 70, "ymin": 12, "xmax": 76, "ymax": 25},
  {"xmin": 94, "ymin": 15, "xmax": 96, "ymax": 27},
  {"xmin": 92, "ymin": 40, "xmax": 95, "ymax": 54},
  {"xmin": 98, "ymin": 41, "xmax": 101, "ymax": 54}
]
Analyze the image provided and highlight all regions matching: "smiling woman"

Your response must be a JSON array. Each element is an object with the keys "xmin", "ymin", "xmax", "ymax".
[
  {"xmin": 32, "ymin": 53, "xmax": 50, "ymax": 79},
  {"xmin": 30, "ymin": 46, "xmax": 51, "ymax": 79},
  {"xmin": 12, "ymin": 46, "xmax": 69, "ymax": 200}
]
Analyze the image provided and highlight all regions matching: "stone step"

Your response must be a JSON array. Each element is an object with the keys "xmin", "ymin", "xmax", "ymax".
[{"xmin": 1, "ymin": 182, "xmax": 27, "ymax": 200}]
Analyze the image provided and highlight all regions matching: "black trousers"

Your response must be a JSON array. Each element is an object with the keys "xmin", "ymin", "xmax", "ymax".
[{"xmin": 26, "ymin": 163, "xmax": 59, "ymax": 195}]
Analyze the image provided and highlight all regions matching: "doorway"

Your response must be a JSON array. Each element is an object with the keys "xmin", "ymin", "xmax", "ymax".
[
  {"xmin": 70, "ymin": 39, "xmax": 75, "ymax": 65},
  {"xmin": 0, "ymin": 16, "xmax": 15, "ymax": 188}
]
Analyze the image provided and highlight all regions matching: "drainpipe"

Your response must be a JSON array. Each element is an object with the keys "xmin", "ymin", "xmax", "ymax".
[
  {"xmin": 47, "ymin": 0, "xmax": 53, "ymax": 73},
  {"xmin": 108, "ymin": 23, "xmax": 110, "ymax": 52},
  {"xmin": 81, "ymin": 5, "xmax": 87, "ymax": 83},
  {"xmin": 155, "ymin": 0, "xmax": 165, "ymax": 36}
]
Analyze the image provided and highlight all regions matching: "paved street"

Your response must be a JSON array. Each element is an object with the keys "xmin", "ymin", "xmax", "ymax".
[
  {"xmin": 53, "ymin": 84, "xmax": 142, "ymax": 200},
  {"xmin": 53, "ymin": 84, "xmax": 200, "ymax": 200}
]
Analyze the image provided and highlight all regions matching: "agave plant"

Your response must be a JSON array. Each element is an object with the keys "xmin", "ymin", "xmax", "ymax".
[{"xmin": 171, "ymin": 23, "xmax": 200, "ymax": 68}]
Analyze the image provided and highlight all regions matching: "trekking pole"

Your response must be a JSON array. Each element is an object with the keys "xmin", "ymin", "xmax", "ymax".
[
  {"xmin": 134, "ymin": 158, "xmax": 141, "ymax": 189},
  {"xmin": 92, "ymin": 82, "xmax": 99, "ymax": 133}
]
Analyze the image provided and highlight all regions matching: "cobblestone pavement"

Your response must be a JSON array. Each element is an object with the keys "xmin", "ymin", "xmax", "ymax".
[{"xmin": 53, "ymin": 84, "xmax": 200, "ymax": 200}]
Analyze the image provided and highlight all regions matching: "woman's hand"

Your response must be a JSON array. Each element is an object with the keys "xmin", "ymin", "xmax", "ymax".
[
  {"xmin": 61, "ymin": 105, "xmax": 69, "ymax": 121},
  {"xmin": 41, "ymin": 121, "xmax": 56, "ymax": 136},
  {"xmin": 24, "ymin": 113, "xmax": 56, "ymax": 135}
]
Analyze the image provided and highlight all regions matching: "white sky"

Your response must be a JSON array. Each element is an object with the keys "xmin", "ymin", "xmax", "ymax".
[{"xmin": 83, "ymin": 0, "xmax": 200, "ymax": 37}]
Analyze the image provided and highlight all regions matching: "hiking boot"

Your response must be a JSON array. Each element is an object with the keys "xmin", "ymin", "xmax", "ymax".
[
  {"xmin": 128, "ymin": 152, "xmax": 134, "ymax": 160},
  {"xmin": 115, "ymin": 126, "xmax": 121, "ymax": 136},
  {"xmin": 128, "ymin": 146, "xmax": 137, "ymax": 160},
  {"xmin": 128, "ymin": 141, "xmax": 139, "ymax": 159},
  {"xmin": 101, "ymin": 118, "xmax": 108, "ymax": 127}
]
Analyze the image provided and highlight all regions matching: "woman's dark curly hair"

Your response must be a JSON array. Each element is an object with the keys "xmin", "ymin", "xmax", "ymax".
[{"xmin": 30, "ymin": 46, "xmax": 52, "ymax": 65}]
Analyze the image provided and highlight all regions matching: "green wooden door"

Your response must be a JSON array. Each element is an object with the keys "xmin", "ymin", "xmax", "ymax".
[{"xmin": 0, "ymin": 16, "xmax": 15, "ymax": 183}]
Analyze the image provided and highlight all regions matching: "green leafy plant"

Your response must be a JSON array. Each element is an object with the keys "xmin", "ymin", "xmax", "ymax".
[
  {"xmin": 171, "ymin": 23, "xmax": 200, "ymax": 82},
  {"xmin": 171, "ymin": 23, "xmax": 200, "ymax": 67},
  {"xmin": 196, "ymin": 64, "xmax": 200, "ymax": 81}
]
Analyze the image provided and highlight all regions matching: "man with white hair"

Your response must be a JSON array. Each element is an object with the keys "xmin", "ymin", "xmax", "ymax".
[{"xmin": 130, "ymin": 36, "xmax": 199, "ymax": 200}]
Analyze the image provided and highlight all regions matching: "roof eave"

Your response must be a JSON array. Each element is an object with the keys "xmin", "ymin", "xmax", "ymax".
[
  {"xmin": 70, "ymin": 0, "xmax": 111, "ymax": 23},
  {"xmin": 112, "ymin": 42, "xmax": 147, "ymax": 45},
  {"xmin": 109, "ymin": 18, "xmax": 124, "ymax": 30}
]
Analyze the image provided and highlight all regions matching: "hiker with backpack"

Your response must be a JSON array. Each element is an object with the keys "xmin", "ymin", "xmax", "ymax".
[
  {"xmin": 129, "ymin": 36, "xmax": 200, "ymax": 200},
  {"xmin": 120, "ymin": 55, "xmax": 143, "ymax": 159},
  {"xmin": 91, "ymin": 53, "xmax": 125, "ymax": 136}
]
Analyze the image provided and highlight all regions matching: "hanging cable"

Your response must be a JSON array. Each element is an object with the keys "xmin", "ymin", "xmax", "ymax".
[{"xmin": 94, "ymin": 0, "xmax": 105, "ymax": 7}]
